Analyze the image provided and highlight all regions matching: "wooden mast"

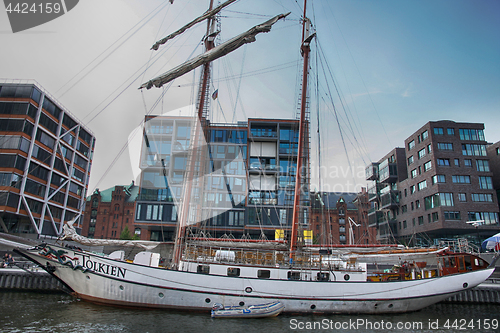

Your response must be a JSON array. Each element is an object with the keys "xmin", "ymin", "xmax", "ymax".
[
  {"xmin": 172, "ymin": 0, "xmax": 216, "ymax": 268},
  {"xmin": 290, "ymin": 0, "xmax": 314, "ymax": 260}
]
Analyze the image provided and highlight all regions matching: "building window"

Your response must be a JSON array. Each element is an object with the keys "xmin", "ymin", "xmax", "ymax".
[
  {"xmin": 462, "ymin": 144, "xmax": 486, "ymax": 156},
  {"xmin": 440, "ymin": 193, "xmax": 454, "ymax": 206},
  {"xmin": 418, "ymin": 148, "xmax": 426, "ymax": 159},
  {"xmin": 452, "ymin": 175, "xmax": 471, "ymax": 184},
  {"xmin": 421, "ymin": 130, "xmax": 428, "ymax": 141},
  {"xmin": 471, "ymin": 193, "xmax": 493, "ymax": 202},
  {"xmin": 476, "ymin": 160, "xmax": 490, "ymax": 172},
  {"xmin": 427, "ymin": 144, "xmax": 432, "ymax": 154},
  {"xmin": 411, "ymin": 168, "xmax": 418, "ymax": 179},
  {"xmin": 418, "ymin": 216, "xmax": 424, "ymax": 225},
  {"xmin": 444, "ymin": 211, "xmax": 461, "ymax": 220},
  {"xmin": 496, "ymin": 147, "xmax": 500, "ymax": 155},
  {"xmin": 432, "ymin": 212, "xmax": 439, "ymax": 222},
  {"xmin": 408, "ymin": 140, "xmax": 415, "ymax": 151},
  {"xmin": 410, "ymin": 185, "xmax": 416, "ymax": 194},
  {"xmin": 459, "ymin": 128, "xmax": 484, "ymax": 141},
  {"xmin": 468, "ymin": 212, "xmax": 499, "ymax": 225},
  {"xmin": 136, "ymin": 205, "xmax": 141, "ymax": 219},
  {"xmin": 437, "ymin": 158, "xmax": 450, "ymax": 166},
  {"xmin": 424, "ymin": 193, "xmax": 453, "ymax": 210},
  {"xmin": 478, "ymin": 176, "xmax": 493, "ymax": 190},
  {"xmin": 401, "ymin": 205, "xmax": 407, "ymax": 213},
  {"xmin": 447, "ymin": 128, "xmax": 455, "ymax": 136},
  {"xmin": 408, "ymin": 155, "xmax": 414, "ymax": 166},
  {"xmin": 434, "ymin": 127, "xmax": 444, "ymax": 135},
  {"xmin": 464, "ymin": 159, "xmax": 472, "ymax": 167},
  {"xmin": 437, "ymin": 143, "xmax": 453, "ymax": 151},
  {"xmin": 458, "ymin": 193, "xmax": 467, "ymax": 202},
  {"xmin": 403, "ymin": 220, "xmax": 407, "ymax": 229},
  {"xmin": 418, "ymin": 180, "xmax": 427, "ymax": 191},
  {"xmin": 454, "ymin": 159, "xmax": 460, "ymax": 167},
  {"xmin": 424, "ymin": 161, "xmax": 432, "ymax": 172},
  {"xmin": 171, "ymin": 206, "xmax": 177, "ymax": 221},
  {"xmin": 416, "ymin": 200, "xmax": 421, "ymax": 208}
]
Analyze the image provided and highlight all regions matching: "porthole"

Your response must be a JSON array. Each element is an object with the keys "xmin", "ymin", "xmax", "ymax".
[
  {"xmin": 159, "ymin": 293, "xmax": 164, "ymax": 298},
  {"xmin": 388, "ymin": 303, "xmax": 393, "ymax": 308},
  {"xmin": 119, "ymin": 285, "xmax": 124, "ymax": 290},
  {"xmin": 463, "ymin": 282, "xmax": 468, "ymax": 289},
  {"xmin": 205, "ymin": 298, "xmax": 211, "ymax": 303},
  {"xmin": 245, "ymin": 287, "xmax": 253, "ymax": 293},
  {"xmin": 86, "ymin": 276, "xmax": 90, "ymax": 280},
  {"xmin": 239, "ymin": 301, "xmax": 245, "ymax": 306},
  {"xmin": 344, "ymin": 274, "xmax": 350, "ymax": 281},
  {"xmin": 310, "ymin": 304, "xmax": 316, "ymax": 310}
]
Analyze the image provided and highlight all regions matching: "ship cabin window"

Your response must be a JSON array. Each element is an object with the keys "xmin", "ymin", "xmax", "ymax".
[
  {"xmin": 258, "ymin": 270, "xmax": 271, "ymax": 279},
  {"xmin": 474, "ymin": 258, "xmax": 484, "ymax": 267},
  {"xmin": 287, "ymin": 271, "xmax": 301, "ymax": 281},
  {"xmin": 317, "ymin": 272, "xmax": 330, "ymax": 281},
  {"xmin": 227, "ymin": 267, "xmax": 240, "ymax": 277},
  {"xmin": 197, "ymin": 265, "xmax": 210, "ymax": 274}
]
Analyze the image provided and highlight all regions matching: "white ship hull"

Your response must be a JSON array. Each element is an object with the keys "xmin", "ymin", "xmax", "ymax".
[{"xmin": 15, "ymin": 244, "xmax": 494, "ymax": 314}]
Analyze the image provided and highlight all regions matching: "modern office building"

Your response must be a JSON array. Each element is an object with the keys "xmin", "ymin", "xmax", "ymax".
[
  {"xmin": 81, "ymin": 182, "xmax": 138, "ymax": 239},
  {"xmin": 133, "ymin": 115, "xmax": 306, "ymax": 242},
  {"xmin": 0, "ymin": 81, "xmax": 95, "ymax": 237},
  {"xmin": 366, "ymin": 121, "xmax": 499, "ymax": 246}
]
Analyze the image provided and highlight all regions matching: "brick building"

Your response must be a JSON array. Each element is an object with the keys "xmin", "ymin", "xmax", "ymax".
[
  {"xmin": 81, "ymin": 182, "xmax": 138, "ymax": 239},
  {"xmin": 310, "ymin": 192, "xmax": 370, "ymax": 245},
  {"xmin": 367, "ymin": 121, "xmax": 499, "ymax": 246}
]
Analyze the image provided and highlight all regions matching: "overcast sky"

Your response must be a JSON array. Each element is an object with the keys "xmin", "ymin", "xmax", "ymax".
[{"xmin": 1, "ymin": 0, "xmax": 499, "ymax": 195}]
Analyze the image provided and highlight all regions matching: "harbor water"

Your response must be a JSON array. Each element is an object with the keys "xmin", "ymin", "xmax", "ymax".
[{"xmin": 1, "ymin": 291, "xmax": 499, "ymax": 333}]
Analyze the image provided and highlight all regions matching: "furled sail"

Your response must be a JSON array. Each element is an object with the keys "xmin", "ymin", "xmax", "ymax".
[
  {"xmin": 151, "ymin": 0, "xmax": 237, "ymax": 51},
  {"xmin": 140, "ymin": 12, "xmax": 290, "ymax": 89},
  {"xmin": 61, "ymin": 217, "xmax": 160, "ymax": 250}
]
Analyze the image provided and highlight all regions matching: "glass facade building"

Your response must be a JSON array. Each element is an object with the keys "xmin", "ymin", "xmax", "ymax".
[
  {"xmin": 0, "ymin": 82, "xmax": 95, "ymax": 236},
  {"xmin": 135, "ymin": 115, "xmax": 306, "ymax": 241}
]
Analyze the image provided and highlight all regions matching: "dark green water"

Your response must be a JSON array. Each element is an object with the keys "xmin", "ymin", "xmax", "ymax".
[{"xmin": 1, "ymin": 292, "xmax": 499, "ymax": 332}]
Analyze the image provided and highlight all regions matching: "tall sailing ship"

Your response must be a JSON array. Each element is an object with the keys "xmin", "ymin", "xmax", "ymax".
[{"xmin": 16, "ymin": 0, "xmax": 496, "ymax": 314}]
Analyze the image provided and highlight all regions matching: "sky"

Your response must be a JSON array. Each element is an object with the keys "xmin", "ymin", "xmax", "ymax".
[{"xmin": 1, "ymin": 0, "xmax": 499, "ymax": 195}]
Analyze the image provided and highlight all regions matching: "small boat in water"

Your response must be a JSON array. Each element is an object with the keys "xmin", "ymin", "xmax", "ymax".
[{"xmin": 211, "ymin": 301, "xmax": 284, "ymax": 318}]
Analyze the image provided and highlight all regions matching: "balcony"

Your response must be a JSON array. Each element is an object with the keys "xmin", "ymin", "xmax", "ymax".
[
  {"xmin": 368, "ymin": 211, "xmax": 384, "ymax": 228},
  {"xmin": 365, "ymin": 163, "xmax": 379, "ymax": 181},
  {"xmin": 378, "ymin": 163, "xmax": 398, "ymax": 184},
  {"xmin": 377, "ymin": 219, "xmax": 398, "ymax": 239},
  {"xmin": 380, "ymin": 190, "xmax": 400, "ymax": 209},
  {"xmin": 367, "ymin": 183, "xmax": 382, "ymax": 202}
]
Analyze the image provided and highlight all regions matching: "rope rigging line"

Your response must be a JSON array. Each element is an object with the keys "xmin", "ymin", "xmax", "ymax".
[
  {"xmin": 56, "ymin": 0, "xmax": 172, "ymax": 99},
  {"xmin": 313, "ymin": 40, "xmax": 370, "ymax": 174},
  {"xmin": 321, "ymin": 0, "xmax": 392, "ymax": 149},
  {"xmin": 315, "ymin": 43, "xmax": 356, "ymax": 189},
  {"xmin": 317, "ymin": 42, "xmax": 370, "ymax": 165}
]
